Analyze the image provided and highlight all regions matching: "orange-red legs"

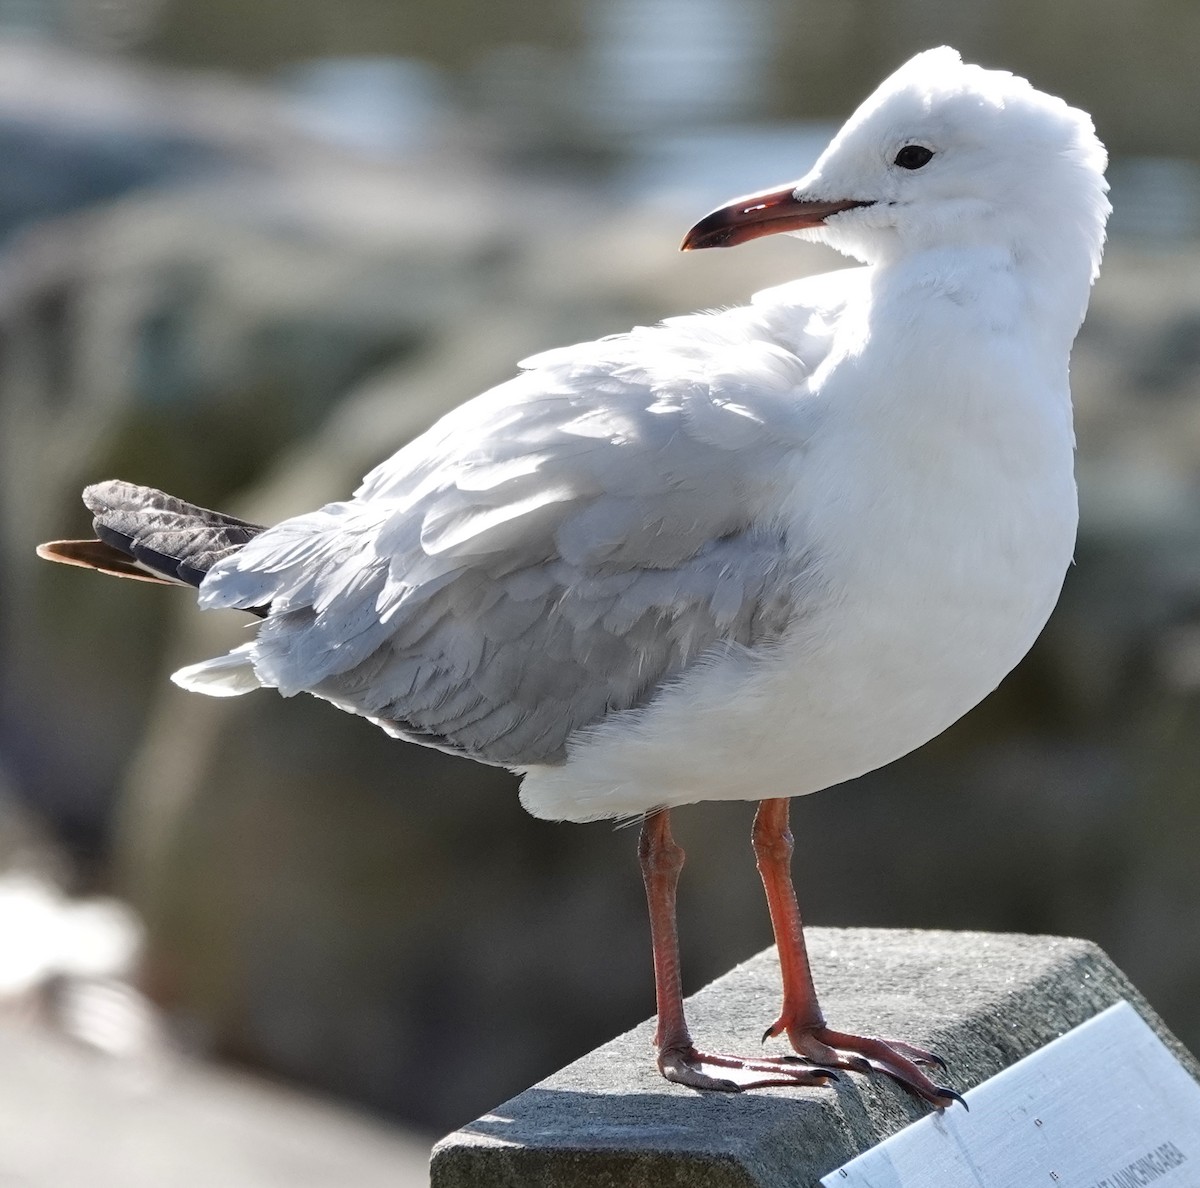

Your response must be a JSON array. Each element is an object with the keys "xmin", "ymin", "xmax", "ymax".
[
  {"xmin": 638, "ymin": 807, "xmax": 838, "ymax": 1091},
  {"xmin": 637, "ymin": 801, "xmax": 964, "ymax": 1107},
  {"xmin": 752, "ymin": 797, "xmax": 964, "ymax": 1108}
]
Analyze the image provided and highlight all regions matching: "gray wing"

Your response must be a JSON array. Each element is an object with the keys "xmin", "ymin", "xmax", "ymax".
[{"xmin": 191, "ymin": 289, "xmax": 850, "ymax": 765}]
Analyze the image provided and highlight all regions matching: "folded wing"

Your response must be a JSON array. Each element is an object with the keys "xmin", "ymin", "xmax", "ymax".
[{"xmin": 177, "ymin": 277, "xmax": 858, "ymax": 764}]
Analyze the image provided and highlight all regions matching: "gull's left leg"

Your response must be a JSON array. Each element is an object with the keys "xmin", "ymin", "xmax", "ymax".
[
  {"xmin": 752, "ymin": 797, "xmax": 965, "ymax": 1108},
  {"xmin": 639, "ymin": 807, "xmax": 838, "ymax": 1091}
]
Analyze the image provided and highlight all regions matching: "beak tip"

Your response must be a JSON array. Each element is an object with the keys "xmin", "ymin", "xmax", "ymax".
[
  {"xmin": 679, "ymin": 225, "xmax": 728, "ymax": 252},
  {"xmin": 681, "ymin": 191, "xmax": 871, "ymax": 253}
]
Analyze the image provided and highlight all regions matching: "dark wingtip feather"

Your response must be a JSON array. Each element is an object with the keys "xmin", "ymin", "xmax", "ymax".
[
  {"xmin": 43, "ymin": 480, "xmax": 268, "ymax": 618},
  {"xmin": 82, "ymin": 479, "xmax": 265, "ymax": 587},
  {"xmin": 36, "ymin": 539, "xmax": 180, "ymax": 585}
]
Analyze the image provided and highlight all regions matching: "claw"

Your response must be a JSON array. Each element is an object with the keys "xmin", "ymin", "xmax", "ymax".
[
  {"xmin": 934, "ymin": 1086, "xmax": 968, "ymax": 1111},
  {"xmin": 770, "ymin": 1023, "xmax": 956, "ymax": 1108},
  {"xmin": 777, "ymin": 1055, "xmax": 840, "ymax": 1080}
]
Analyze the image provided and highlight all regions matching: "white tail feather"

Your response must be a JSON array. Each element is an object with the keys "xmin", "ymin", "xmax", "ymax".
[{"xmin": 171, "ymin": 645, "xmax": 261, "ymax": 697}]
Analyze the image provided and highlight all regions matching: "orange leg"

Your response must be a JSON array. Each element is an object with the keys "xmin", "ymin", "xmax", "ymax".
[
  {"xmin": 753, "ymin": 798, "xmax": 963, "ymax": 1107},
  {"xmin": 639, "ymin": 807, "xmax": 837, "ymax": 1091}
]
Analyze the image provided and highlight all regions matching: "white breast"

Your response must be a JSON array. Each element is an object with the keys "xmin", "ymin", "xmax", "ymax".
[{"xmin": 519, "ymin": 268, "xmax": 1079, "ymax": 824}]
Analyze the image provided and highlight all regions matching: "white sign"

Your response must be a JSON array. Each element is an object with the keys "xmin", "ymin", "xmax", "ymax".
[{"xmin": 822, "ymin": 1001, "xmax": 1200, "ymax": 1188}]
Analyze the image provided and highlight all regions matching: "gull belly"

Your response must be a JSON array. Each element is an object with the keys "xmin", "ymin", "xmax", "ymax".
[{"xmin": 520, "ymin": 268, "xmax": 1080, "ymax": 823}]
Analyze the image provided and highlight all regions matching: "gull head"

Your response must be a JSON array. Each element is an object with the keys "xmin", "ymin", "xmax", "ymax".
[{"xmin": 682, "ymin": 47, "xmax": 1109, "ymax": 277}]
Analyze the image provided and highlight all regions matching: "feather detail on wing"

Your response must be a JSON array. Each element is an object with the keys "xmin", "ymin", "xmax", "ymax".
[
  {"xmin": 37, "ymin": 539, "xmax": 180, "ymax": 584},
  {"xmin": 180, "ymin": 275, "xmax": 861, "ymax": 764}
]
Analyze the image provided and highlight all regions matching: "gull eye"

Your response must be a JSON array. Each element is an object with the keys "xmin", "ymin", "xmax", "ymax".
[{"xmin": 894, "ymin": 145, "xmax": 934, "ymax": 170}]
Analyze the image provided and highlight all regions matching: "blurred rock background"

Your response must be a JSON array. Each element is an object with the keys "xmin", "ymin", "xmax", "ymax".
[{"xmin": 4, "ymin": 0, "xmax": 1200, "ymax": 1174}]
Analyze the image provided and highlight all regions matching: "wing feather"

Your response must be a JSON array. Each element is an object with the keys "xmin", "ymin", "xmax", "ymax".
[{"xmin": 186, "ymin": 276, "xmax": 860, "ymax": 763}]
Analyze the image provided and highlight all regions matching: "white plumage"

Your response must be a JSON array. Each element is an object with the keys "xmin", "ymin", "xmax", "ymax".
[
  {"xmin": 173, "ymin": 48, "xmax": 1108, "ymax": 828},
  {"xmin": 45, "ymin": 46, "xmax": 1111, "ymax": 1105}
]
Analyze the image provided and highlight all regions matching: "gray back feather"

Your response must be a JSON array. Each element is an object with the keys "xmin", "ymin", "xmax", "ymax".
[{"xmin": 198, "ymin": 288, "xmax": 849, "ymax": 764}]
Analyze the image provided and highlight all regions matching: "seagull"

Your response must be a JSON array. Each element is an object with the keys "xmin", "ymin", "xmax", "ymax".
[{"xmin": 39, "ymin": 47, "xmax": 1108, "ymax": 1108}]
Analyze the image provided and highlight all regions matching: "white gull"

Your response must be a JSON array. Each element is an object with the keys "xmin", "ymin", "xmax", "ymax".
[{"xmin": 39, "ymin": 47, "xmax": 1109, "ymax": 1105}]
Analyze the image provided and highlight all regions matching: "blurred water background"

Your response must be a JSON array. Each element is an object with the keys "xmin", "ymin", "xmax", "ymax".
[{"xmin": 4, "ymin": 0, "xmax": 1200, "ymax": 1181}]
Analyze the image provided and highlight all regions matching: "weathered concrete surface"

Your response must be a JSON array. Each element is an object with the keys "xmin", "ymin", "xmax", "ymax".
[{"xmin": 431, "ymin": 927, "xmax": 1199, "ymax": 1188}]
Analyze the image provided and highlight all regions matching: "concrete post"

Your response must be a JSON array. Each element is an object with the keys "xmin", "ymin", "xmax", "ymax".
[{"xmin": 431, "ymin": 927, "xmax": 1198, "ymax": 1188}]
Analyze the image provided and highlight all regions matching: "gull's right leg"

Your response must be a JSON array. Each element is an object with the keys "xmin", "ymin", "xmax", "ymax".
[
  {"xmin": 751, "ymin": 797, "xmax": 964, "ymax": 1108},
  {"xmin": 639, "ymin": 806, "xmax": 838, "ymax": 1091}
]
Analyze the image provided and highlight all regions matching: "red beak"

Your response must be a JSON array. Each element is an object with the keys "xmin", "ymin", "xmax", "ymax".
[{"xmin": 681, "ymin": 185, "xmax": 872, "ymax": 251}]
